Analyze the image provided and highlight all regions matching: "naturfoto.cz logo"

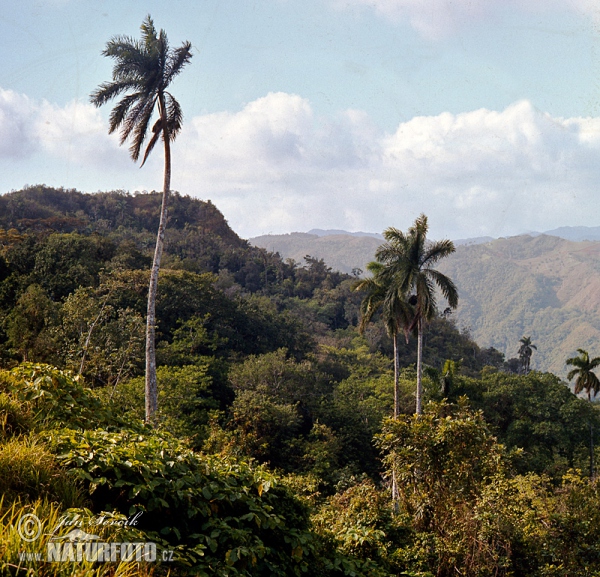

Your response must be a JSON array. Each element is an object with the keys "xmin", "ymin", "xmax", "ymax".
[{"xmin": 16, "ymin": 512, "xmax": 172, "ymax": 563}]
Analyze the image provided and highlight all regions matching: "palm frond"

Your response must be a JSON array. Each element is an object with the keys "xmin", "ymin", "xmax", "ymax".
[
  {"xmin": 140, "ymin": 120, "xmax": 162, "ymax": 167},
  {"xmin": 425, "ymin": 269, "xmax": 459, "ymax": 309},
  {"xmin": 90, "ymin": 80, "xmax": 140, "ymax": 108},
  {"xmin": 129, "ymin": 96, "xmax": 158, "ymax": 161},
  {"xmin": 166, "ymin": 42, "xmax": 193, "ymax": 84},
  {"xmin": 421, "ymin": 239, "xmax": 456, "ymax": 267},
  {"xmin": 165, "ymin": 92, "xmax": 184, "ymax": 139},
  {"xmin": 107, "ymin": 92, "xmax": 142, "ymax": 135}
]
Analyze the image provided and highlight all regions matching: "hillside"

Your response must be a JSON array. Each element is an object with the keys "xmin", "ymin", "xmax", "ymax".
[
  {"xmin": 251, "ymin": 229, "xmax": 600, "ymax": 376},
  {"xmin": 438, "ymin": 234, "xmax": 600, "ymax": 376},
  {"xmin": 250, "ymin": 232, "xmax": 381, "ymax": 274}
]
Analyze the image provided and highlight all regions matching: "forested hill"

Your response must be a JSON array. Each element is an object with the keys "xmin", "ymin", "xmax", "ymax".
[
  {"xmin": 0, "ymin": 185, "xmax": 242, "ymax": 245},
  {"xmin": 0, "ymin": 184, "xmax": 505, "ymax": 382}
]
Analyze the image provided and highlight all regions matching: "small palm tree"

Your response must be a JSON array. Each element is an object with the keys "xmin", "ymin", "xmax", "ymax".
[
  {"xmin": 90, "ymin": 16, "xmax": 192, "ymax": 423},
  {"xmin": 375, "ymin": 215, "xmax": 458, "ymax": 414},
  {"xmin": 566, "ymin": 348, "xmax": 600, "ymax": 478},
  {"xmin": 518, "ymin": 336, "xmax": 537, "ymax": 375},
  {"xmin": 566, "ymin": 349, "xmax": 600, "ymax": 401}
]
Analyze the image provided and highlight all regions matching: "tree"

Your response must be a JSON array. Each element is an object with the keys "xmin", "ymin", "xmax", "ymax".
[
  {"xmin": 375, "ymin": 215, "xmax": 458, "ymax": 414},
  {"xmin": 566, "ymin": 348, "xmax": 600, "ymax": 478},
  {"xmin": 518, "ymin": 336, "xmax": 537, "ymax": 375},
  {"xmin": 90, "ymin": 16, "xmax": 192, "ymax": 423},
  {"xmin": 566, "ymin": 349, "xmax": 600, "ymax": 401},
  {"xmin": 355, "ymin": 261, "xmax": 413, "ymax": 418}
]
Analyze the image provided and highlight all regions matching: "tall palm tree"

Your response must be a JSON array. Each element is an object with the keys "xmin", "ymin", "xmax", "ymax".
[
  {"xmin": 355, "ymin": 261, "xmax": 413, "ymax": 506},
  {"xmin": 355, "ymin": 261, "xmax": 413, "ymax": 418},
  {"xmin": 90, "ymin": 16, "xmax": 192, "ymax": 423},
  {"xmin": 566, "ymin": 348, "xmax": 600, "ymax": 478},
  {"xmin": 376, "ymin": 214, "xmax": 458, "ymax": 415},
  {"xmin": 518, "ymin": 336, "xmax": 537, "ymax": 375}
]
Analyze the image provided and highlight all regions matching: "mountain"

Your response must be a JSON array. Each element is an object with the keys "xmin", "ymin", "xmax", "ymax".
[
  {"xmin": 542, "ymin": 226, "xmax": 600, "ymax": 242},
  {"xmin": 437, "ymin": 234, "xmax": 600, "ymax": 376},
  {"xmin": 250, "ymin": 232, "xmax": 381, "ymax": 274},
  {"xmin": 307, "ymin": 229, "xmax": 383, "ymax": 239}
]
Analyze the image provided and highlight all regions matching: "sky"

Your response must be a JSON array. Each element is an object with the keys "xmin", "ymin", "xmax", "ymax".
[{"xmin": 1, "ymin": 0, "xmax": 600, "ymax": 240}]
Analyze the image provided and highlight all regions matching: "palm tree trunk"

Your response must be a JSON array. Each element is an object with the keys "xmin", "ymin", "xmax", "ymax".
[
  {"xmin": 145, "ymin": 100, "xmax": 171, "ymax": 424},
  {"xmin": 392, "ymin": 332, "xmax": 400, "ymax": 507},
  {"xmin": 416, "ymin": 317, "xmax": 423, "ymax": 415},
  {"xmin": 590, "ymin": 420, "xmax": 594, "ymax": 480},
  {"xmin": 393, "ymin": 333, "xmax": 399, "ymax": 419}
]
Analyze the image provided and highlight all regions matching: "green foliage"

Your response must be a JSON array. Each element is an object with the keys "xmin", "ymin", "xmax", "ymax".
[
  {"xmin": 312, "ymin": 480, "xmax": 408, "ymax": 574},
  {"xmin": 108, "ymin": 364, "xmax": 218, "ymax": 447},
  {"xmin": 0, "ymin": 364, "xmax": 117, "ymax": 430},
  {"xmin": 5, "ymin": 284, "xmax": 58, "ymax": 362},
  {"xmin": 49, "ymin": 427, "xmax": 320, "ymax": 576},
  {"xmin": 0, "ymin": 436, "xmax": 81, "ymax": 506},
  {"xmin": 452, "ymin": 371, "xmax": 600, "ymax": 477},
  {"xmin": 0, "ymin": 392, "xmax": 32, "ymax": 438},
  {"xmin": 229, "ymin": 348, "xmax": 329, "ymax": 407},
  {"xmin": 58, "ymin": 285, "xmax": 145, "ymax": 387}
]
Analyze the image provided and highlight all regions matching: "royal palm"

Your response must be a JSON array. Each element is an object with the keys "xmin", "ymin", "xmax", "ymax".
[
  {"xmin": 518, "ymin": 336, "xmax": 537, "ymax": 375},
  {"xmin": 355, "ymin": 260, "xmax": 413, "ymax": 418},
  {"xmin": 91, "ymin": 16, "xmax": 192, "ymax": 423},
  {"xmin": 566, "ymin": 348, "xmax": 600, "ymax": 478},
  {"xmin": 375, "ymin": 215, "xmax": 458, "ymax": 414}
]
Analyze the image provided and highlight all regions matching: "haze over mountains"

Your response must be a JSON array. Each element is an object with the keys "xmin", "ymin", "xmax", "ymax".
[
  {"xmin": 250, "ymin": 227, "xmax": 600, "ymax": 376},
  {"xmin": 250, "ymin": 225, "xmax": 600, "ymax": 274}
]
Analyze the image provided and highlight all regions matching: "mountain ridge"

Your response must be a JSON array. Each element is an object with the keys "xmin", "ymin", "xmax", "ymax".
[{"xmin": 251, "ymin": 230, "xmax": 600, "ymax": 376}]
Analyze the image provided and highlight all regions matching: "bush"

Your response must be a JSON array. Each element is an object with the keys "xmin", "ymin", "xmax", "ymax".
[
  {"xmin": 49, "ymin": 427, "xmax": 319, "ymax": 576},
  {"xmin": 0, "ymin": 364, "xmax": 119, "ymax": 430},
  {"xmin": 0, "ymin": 392, "xmax": 32, "ymax": 438}
]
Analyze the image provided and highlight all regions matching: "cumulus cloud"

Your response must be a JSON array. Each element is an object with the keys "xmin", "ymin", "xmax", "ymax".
[
  {"xmin": 0, "ymin": 87, "xmax": 138, "ymax": 172},
  {"xmin": 332, "ymin": 0, "xmax": 600, "ymax": 39},
  {"xmin": 0, "ymin": 89, "xmax": 39, "ymax": 158},
  {"xmin": 173, "ymin": 94, "xmax": 600, "ymax": 240}
]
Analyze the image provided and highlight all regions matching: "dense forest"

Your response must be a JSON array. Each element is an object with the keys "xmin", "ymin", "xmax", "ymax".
[{"xmin": 2, "ymin": 185, "xmax": 600, "ymax": 576}]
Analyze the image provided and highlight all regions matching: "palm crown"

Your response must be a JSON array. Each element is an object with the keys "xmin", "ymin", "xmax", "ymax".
[
  {"xmin": 566, "ymin": 348, "xmax": 600, "ymax": 400},
  {"xmin": 90, "ymin": 15, "xmax": 192, "ymax": 166},
  {"xmin": 375, "ymin": 214, "xmax": 458, "ymax": 328}
]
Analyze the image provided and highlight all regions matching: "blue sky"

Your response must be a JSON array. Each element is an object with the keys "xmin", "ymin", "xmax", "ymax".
[{"xmin": 1, "ymin": 0, "xmax": 600, "ymax": 240}]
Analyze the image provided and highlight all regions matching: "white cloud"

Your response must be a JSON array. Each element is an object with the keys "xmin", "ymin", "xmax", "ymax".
[
  {"xmin": 332, "ymin": 0, "xmax": 600, "ymax": 39},
  {"xmin": 0, "ymin": 89, "xmax": 39, "ymax": 158},
  {"xmin": 0, "ymin": 87, "xmax": 144, "ymax": 171},
  {"xmin": 174, "ymin": 95, "xmax": 600, "ymax": 240},
  {"xmin": 4, "ymin": 87, "xmax": 600, "ymax": 242}
]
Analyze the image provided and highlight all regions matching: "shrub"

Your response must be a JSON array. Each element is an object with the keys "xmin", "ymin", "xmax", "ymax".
[{"xmin": 49, "ymin": 427, "xmax": 318, "ymax": 576}]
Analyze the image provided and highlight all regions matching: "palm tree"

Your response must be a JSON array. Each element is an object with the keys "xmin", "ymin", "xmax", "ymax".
[
  {"xmin": 355, "ymin": 261, "xmax": 414, "ymax": 506},
  {"xmin": 566, "ymin": 349, "xmax": 600, "ymax": 401},
  {"xmin": 566, "ymin": 348, "xmax": 600, "ymax": 478},
  {"xmin": 375, "ymin": 214, "xmax": 458, "ymax": 414},
  {"xmin": 90, "ymin": 16, "xmax": 192, "ymax": 423},
  {"xmin": 355, "ymin": 261, "xmax": 413, "ymax": 419},
  {"xmin": 518, "ymin": 336, "xmax": 537, "ymax": 375}
]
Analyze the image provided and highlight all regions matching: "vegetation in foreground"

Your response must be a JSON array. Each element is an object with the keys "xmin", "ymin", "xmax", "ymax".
[{"xmin": 0, "ymin": 186, "xmax": 600, "ymax": 576}]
